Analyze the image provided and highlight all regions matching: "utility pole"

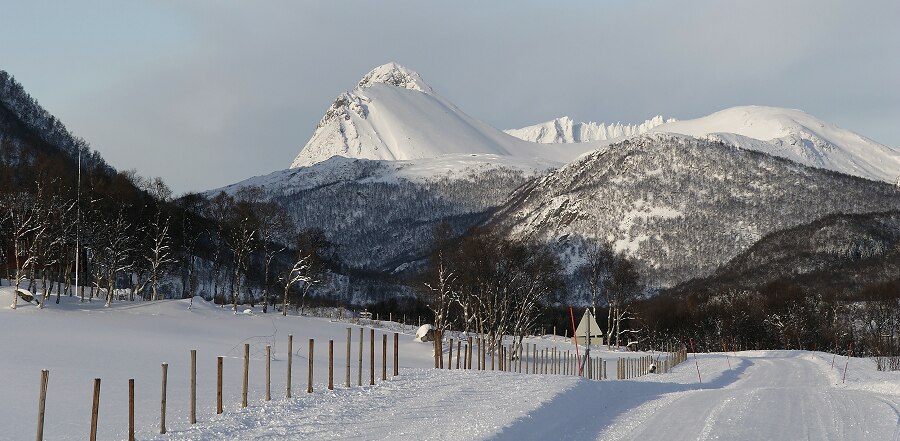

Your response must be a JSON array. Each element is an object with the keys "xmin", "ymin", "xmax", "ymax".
[{"xmin": 75, "ymin": 147, "xmax": 81, "ymax": 299}]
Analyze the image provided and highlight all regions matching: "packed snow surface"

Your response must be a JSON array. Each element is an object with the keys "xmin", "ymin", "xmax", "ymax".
[{"xmin": 2, "ymin": 285, "xmax": 898, "ymax": 440}]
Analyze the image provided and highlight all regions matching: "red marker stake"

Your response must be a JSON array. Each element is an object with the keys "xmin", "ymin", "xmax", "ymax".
[
  {"xmin": 689, "ymin": 338, "xmax": 702, "ymax": 384},
  {"xmin": 721, "ymin": 339, "xmax": 731, "ymax": 369},
  {"xmin": 842, "ymin": 342, "xmax": 853, "ymax": 384},
  {"xmin": 569, "ymin": 307, "xmax": 582, "ymax": 376}
]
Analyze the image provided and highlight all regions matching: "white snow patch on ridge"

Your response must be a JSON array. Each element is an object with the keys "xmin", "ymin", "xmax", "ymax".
[{"xmin": 613, "ymin": 200, "xmax": 683, "ymax": 255}]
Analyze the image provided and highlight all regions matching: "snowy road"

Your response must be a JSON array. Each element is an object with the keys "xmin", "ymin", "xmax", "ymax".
[
  {"xmin": 158, "ymin": 351, "xmax": 900, "ymax": 441},
  {"xmin": 601, "ymin": 352, "xmax": 900, "ymax": 441},
  {"xmin": 492, "ymin": 351, "xmax": 900, "ymax": 441}
]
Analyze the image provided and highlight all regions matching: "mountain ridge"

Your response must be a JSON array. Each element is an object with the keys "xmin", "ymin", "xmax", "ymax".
[{"xmin": 488, "ymin": 133, "xmax": 900, "ymax": 287}]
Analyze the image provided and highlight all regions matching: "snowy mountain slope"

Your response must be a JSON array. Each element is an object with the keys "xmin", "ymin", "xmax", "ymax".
[
  {"xmin": 212, "ymin": 155, "xmax": 550, "ymax": 270},
  {"xmin": 652, "ymin": 106, "xmax": 900, "ymax": 184},
  {"xmin": 488, "ymin": 133, "xmax": 900, "ymax": 287},
  {"xmin": 668, "ymin": 211, "xmax": 900, "ymax": 298},
  {"xmin": 221, "ymin": 154, "xmax": 554, "ymax": 197},
  {"xmin": 505, "ymin": 115, "xmax": 672, "ymax": 144},
  {"xmin": 290, "ymin": 63, "xmax": 599, "ymax": 168}
]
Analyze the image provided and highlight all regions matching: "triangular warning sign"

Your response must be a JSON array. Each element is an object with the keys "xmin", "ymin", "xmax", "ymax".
[{"xmin": 575, "ymin": 309, "xmax": 603, "ymax": 345}]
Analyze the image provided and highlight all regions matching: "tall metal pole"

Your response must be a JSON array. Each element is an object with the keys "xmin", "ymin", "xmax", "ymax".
[{"xmin": 75, "ymin": 147, "xmax": 81, "ymax": 298}]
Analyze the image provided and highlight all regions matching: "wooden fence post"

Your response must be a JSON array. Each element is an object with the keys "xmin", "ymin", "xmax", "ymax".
[
  {"xmin": 370, "ymin": 329, "xmax": 375, "ymax": 385},
  {"xmin": 36, "ymin": 369, "xmax": 49, "ymax": 441},
  {"xmin": 433, "ymin": 332, "xmax": 439, "ymax": 369},
  {"xmin": 448, "ymin": 338, "xmax": 454, "ymax": 370},
  {"xmin": 438, "ymin": 331, "xmax": 444, "ymax": 369},
  {"xmin": 217, "ymin": 357, "xmax": 223, "ymax": 414},
  {"xmin": 394, "ymin": 333, "xmax": 400, "ymax": 377},
  {"xmin": 89, "ymin": 378, "xmax": 100, "ymax": 441},
  {"xmin": 265, "ymin": 345, "xmax": 271, "ymax": 401},
  {"xmin": 286, "ymin": 335, "xmax": 293, "ymax": 399},
  {"xmin": 518, "ymin": 344, "xmax": 523, "ymax": 373},
  {"xmin": 468, "ymin": 337, "xmax": 473, "ymax": 369},
  {"xmin": 328, "ymin": 340, "xmax": 334, "ymax": 391},
  {"xmin": 128, "ymin": 378, "xmax": 134, "ymax": 441},
  {"xmin": 307, "ymin": 339, "xmax": 315, "ymax": 393},
  {"xmin": 190, "ymin": 350, "xmax": 196, "ymax": 424},
  {"xmin": 463, "ymin": 344, "xmax": 469, "ymax": 370},
  {"xmin": 160, "ymin": 363, "xmax": 168, "ymax": 434},
  {"xmin": 358, "ymin": 328, "xmax": 364, "ymax": 386},
  {"xmin": 456, "ymin": 340, "xmax": 461, "ymax": 370},
  {"xmin": 491, "ymin": 342, "xmax": 495, "ymax": 371},
  {"xmin": 242, "ymin": 344, "xmax": 249, "ymax": 408},
  {"xmin": 382, "ymin": 334, "xmax": 388, "ymax": 381},
  {"xmin": 346, "ymin": 328, "xmax": 352, "ymax": 387},
  {"xmin": 526, "ymin": 344, "xmax": 531, "ymax": 374}
]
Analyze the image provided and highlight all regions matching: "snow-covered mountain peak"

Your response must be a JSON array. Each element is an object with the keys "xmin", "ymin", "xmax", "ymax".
[
  {"xmin": 291, "ymin": 63, "xmax": 600, "ymax": 169},
  {"xmin": 356, "ymin": 62, "xmax": 432, "ymax": 94},
  {"xmin": 506, "ymin": 115, "xmax": 672, "ymax": 144},
  {"xmin": 652, "ymin": 105, "xmax": 900, "ymax": 183}
]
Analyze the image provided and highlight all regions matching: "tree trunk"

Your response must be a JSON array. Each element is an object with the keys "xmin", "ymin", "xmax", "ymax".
[
  {"xmin": 232, "ymin": 266, "xmax": 240, "ymax": 311},
  {"xmin": 11, "ymin": 241, "xmax": 22, "ymax": 309},
  {"xmin": 607, "ymin": 304, "xmax": 614, "ymax": 349},
  {"xmin": 262, "ymin": 258, "xmax": 270, "ymax": 313},
  {"xmin": 282, "ymin": 284, "xmax": 289, "ymax": 317}
]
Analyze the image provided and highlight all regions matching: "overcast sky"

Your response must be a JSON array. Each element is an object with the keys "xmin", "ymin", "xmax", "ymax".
[{"xmin": 2, "ymin": 0, "xmax": 898, "ymax": 193}]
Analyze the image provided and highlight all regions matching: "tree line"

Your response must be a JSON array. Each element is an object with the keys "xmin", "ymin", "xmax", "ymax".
[{"xmin": 0, "ymin": 153, "xmax": 330, "ymax": 314}]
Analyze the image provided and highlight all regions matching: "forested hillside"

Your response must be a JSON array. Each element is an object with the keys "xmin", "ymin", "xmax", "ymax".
[{"xmin": 490, "ymin": 134, "xmax": 900, "ymax": 287}]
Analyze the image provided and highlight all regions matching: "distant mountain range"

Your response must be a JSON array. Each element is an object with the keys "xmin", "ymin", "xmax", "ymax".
[{"xmin": 509, "ymin": 106, "xmax": 900, "ymax": 185}]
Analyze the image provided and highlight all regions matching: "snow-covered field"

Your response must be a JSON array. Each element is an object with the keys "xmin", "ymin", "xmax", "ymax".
[{"xmin": 2, "ymin": 284, "xmax": 898, "ymax": 440}]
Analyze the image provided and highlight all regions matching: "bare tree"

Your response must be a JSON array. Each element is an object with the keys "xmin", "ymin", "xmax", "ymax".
[
  {"xmin": 577, "ymin": 240, "xmax": 614, "ymax": 344},
  {"xmin": 226, "ymin": 188, "xmax": 259, "ymax": 311},
  {"xmin": 280, "ymin": 252, "xmax": 313, "ymax": 316},
  {"xmin": 253, "ymin": 196, "xmax": 291, "ymax": 313},
  {"xmin": 1, "ymin": 191, "xmax": 40, "ymax": 309},
  {"xmin": 608, "ymin": 257, "xmax": 641, "ymax": 349},
  {"xmin": 423, "ymin": 250, "xmax": 455, "ymax": 332},
  {"xmin": 144, "ymin": 178, "xmax": 176, "ymax": 301}
]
